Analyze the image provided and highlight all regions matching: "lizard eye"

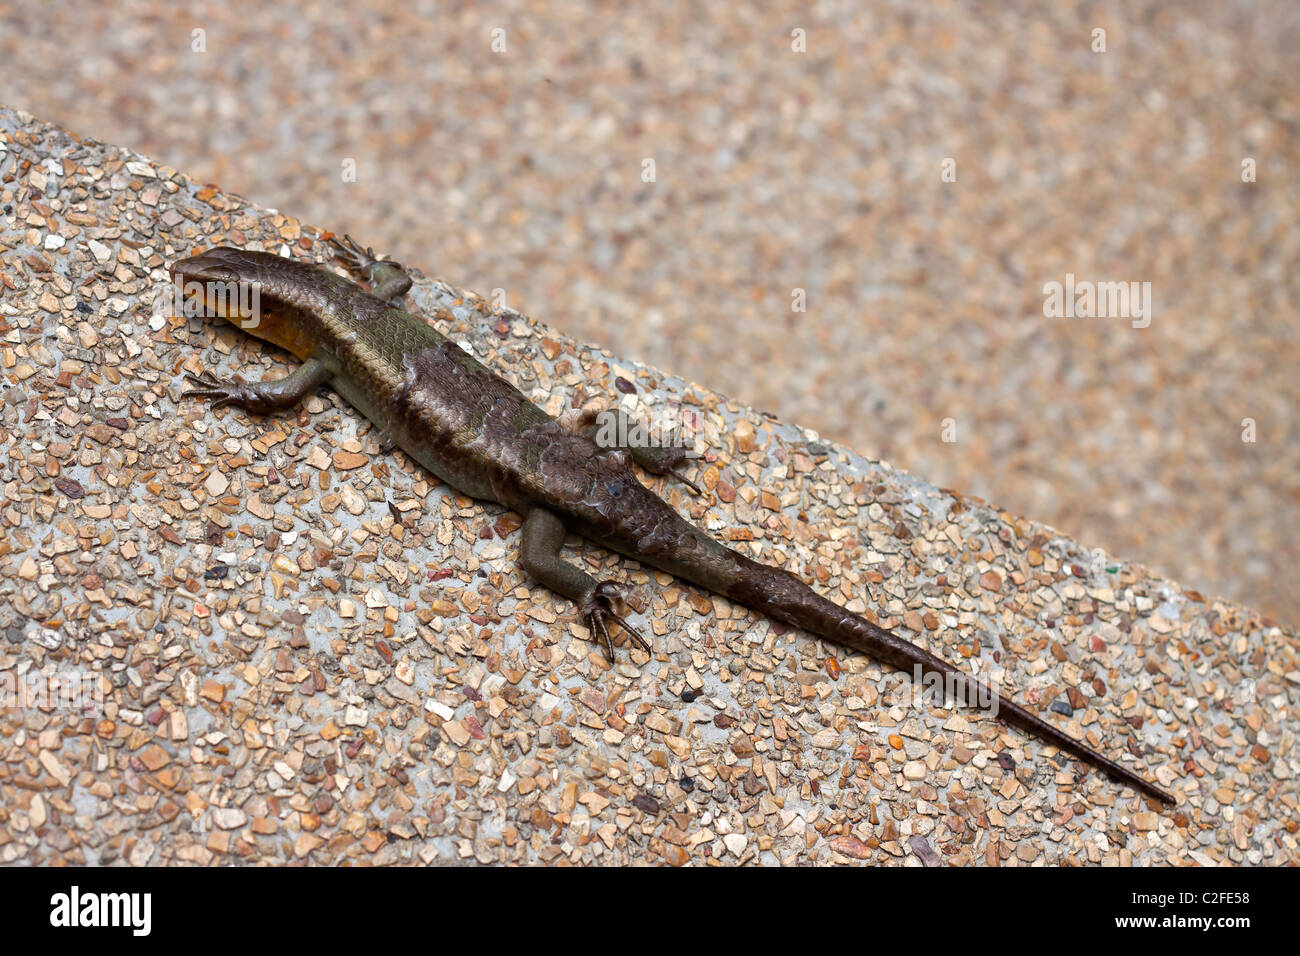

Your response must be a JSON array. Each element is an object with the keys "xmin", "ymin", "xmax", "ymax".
[{"xmin": 606, "ymin": 480, "xmax": 623, "ymax": 498}]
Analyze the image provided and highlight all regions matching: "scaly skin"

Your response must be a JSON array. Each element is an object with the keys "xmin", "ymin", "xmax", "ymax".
[{"xmin": 171, "ymin": 238, "xmax": 1174, "ymax": 805}]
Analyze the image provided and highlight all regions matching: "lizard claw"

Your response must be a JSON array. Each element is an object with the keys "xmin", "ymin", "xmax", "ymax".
[
  {"xmin": 329, "ymin": 233, "xmax": 371, "ymax": 267},
  {"xmin": 330, "ymin": 233, "xmax": 403, "ymax": 275},
  {"xmin": 181, "ymin": 371, "xmax": 267, "ymax": 414},
  {"xmin": 668, "ymin": 465, "xmax": 702, "ymax": 496},
  {"xmin": 580, "ymin": 581, "xmax": 651, "ymax": 661},
  {"xmin": 182, "ymin": 370, "xmax": 233, "ymax": 408},
  {"xmin": 635, "ymin": 443, "xmax": 704, "ymax": 496}
]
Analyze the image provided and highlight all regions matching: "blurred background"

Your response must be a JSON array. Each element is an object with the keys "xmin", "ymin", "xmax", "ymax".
[{"xmin": 3, "ymin": 0, "xmax": 1296, "ymax": 623}]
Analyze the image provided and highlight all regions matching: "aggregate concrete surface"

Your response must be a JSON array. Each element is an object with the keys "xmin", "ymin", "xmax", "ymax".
[{"xmin": 0, "ymin": 109, "xmax": 1295, "ymax": 865}]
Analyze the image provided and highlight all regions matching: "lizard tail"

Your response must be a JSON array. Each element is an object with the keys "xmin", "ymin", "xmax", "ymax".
[{"xmin": 709, "ymin": 549, "xmax": 1174, "ymax": 804}]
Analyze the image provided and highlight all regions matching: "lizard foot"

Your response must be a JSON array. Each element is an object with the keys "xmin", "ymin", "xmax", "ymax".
[
  {"xmin": 181, "ymin": 371, "xmax": 271, "ymax": 413},
  {"xmin": 329, "ymin": 234, "xmax": 413, "ymax": 303},
  {"xmin": 580, "ymin": 581, "xmax": 651, "ymax": 661},
  {"xmin": 634, "ymin": 444, "xmax": 704, "ymax": 495},
  {"xmin": 597, "ymin": 439, "xmax": 703, "ymax": 496},
  {"xmin": 330, "ymin": 233, "xmax": 402, "ymax": 274}
]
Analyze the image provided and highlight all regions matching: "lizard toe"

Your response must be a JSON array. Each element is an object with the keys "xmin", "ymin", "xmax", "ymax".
[{"xmin": 581, "ymin": 582, "xmax": 651, "ymax": 659}]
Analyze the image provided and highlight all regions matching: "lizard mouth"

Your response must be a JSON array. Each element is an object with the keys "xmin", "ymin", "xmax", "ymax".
[
  {"xmin": 170, "ymin": 248, "xmax": 248, "ymax": 285},
  {"xmin": 170, "ymin": 250, "xmax": 263, "ymax": 322}
]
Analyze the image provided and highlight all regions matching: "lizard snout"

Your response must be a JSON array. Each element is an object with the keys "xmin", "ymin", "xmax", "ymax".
[{"xmin": 170, "ymin": 249, "xmax": 246, "ymax": 285}]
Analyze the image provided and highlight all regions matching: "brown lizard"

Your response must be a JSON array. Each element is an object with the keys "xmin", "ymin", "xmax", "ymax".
[{"xmin": 172, "ymin": 236, "xmax": 1174, "ymax": 805}]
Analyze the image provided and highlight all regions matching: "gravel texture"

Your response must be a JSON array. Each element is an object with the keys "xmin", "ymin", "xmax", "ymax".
[{"xmin": 0, "ymin": 108, "xmax": 1295, "ymax": 865}]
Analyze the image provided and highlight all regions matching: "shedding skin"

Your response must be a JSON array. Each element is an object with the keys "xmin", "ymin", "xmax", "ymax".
[{"xmin": 171, "ymin": 238, "xmax": 1175, "ymax": 806}]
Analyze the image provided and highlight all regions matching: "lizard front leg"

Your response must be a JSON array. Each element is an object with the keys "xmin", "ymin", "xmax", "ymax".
[
  {"xmin": 182, "ymin": 357, "xmax": 331, "ymax": 415},
  {"xmin": 519, "ymin": 506, "xmax": 651, "ymax": 660}
]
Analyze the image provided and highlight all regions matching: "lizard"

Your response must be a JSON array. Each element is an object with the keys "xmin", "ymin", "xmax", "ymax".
[{"xmin": 171, "ymin": 235, "xmax": 1174, "ymax": 806}]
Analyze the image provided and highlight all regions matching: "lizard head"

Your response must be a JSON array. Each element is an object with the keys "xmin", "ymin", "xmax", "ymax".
[{"xmin": 169, "ymin": 248, "xmax": 328, "ymax": 359}]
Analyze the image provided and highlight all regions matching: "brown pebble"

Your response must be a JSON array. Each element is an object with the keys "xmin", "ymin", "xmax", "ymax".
[{"xmin": 332, "ymin": 451, "xmax": 368, "ymax": 470}]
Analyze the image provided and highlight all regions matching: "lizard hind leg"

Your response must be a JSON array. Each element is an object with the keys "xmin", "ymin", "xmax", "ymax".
[
  {"xmin": 519, "ymin": 507, "xmax": 651, "ymax": 661},
  {"xmin": 563, "ymin": 406, "xmax": 703, "ymax": 495}
]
